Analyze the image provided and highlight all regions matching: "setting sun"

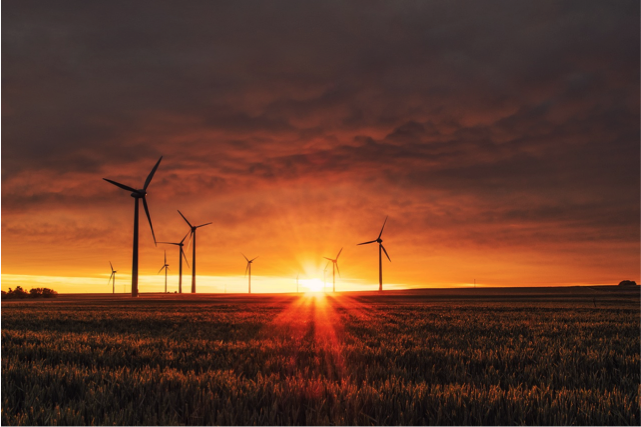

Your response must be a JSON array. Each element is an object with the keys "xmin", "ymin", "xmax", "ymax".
[{"xmin": 301, "ymin": 278, "xmax": 325, "ymax": 293}]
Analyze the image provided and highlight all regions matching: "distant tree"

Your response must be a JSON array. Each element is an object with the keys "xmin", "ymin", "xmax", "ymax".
[
  {"xmin": 9, "ymin": 286, "xmax": 29, "ymax": 299},
  {"xmin": 618, "ymin": 280, "xmax": 637, "ymax": 287},
  {"xmin": 3, "ymin": 287, "xmax": 57, "ymax": 299},
  {"xmin": 41, "ymin": 288, "xmax": 58, "ymax": 298}
]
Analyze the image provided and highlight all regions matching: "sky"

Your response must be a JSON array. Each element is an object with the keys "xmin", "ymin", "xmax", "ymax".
[{"xmin": 2, "ymin": 1, "xmax": 639, "ymax": 293}]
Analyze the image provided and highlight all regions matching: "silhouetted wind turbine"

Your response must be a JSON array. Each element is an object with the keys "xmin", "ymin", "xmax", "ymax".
[
  {"xmin": 324, "ymin": 248, "xmax": 343, "ymax": 293},
  {"xmin": 158, "ymin": 250, "xmax": 170, "ymax": 293},
  {"xmin": 178, "ymin": 210, "xmax": 212, "ymax": 293},
  {"xmin": 103, "ymin": 157, "xmax": 162, "ymax": 297},
  {"xmin": 108, "ymin": 262, "xmax": 117, "ymax": 294},
  {"xmin": 358, "ymin": 216, "xmax": 391, "ymax": 291},
  {"xmin": 158, "ymin": 232, "xmax": 190, "ymax": 293},
  {"xmin": 243, "ymin": 254, "xmax": 258, "ymax": 294}
]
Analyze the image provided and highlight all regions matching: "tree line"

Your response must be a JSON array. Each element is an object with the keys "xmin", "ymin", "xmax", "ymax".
[{"xmin": 1, "ymin": 286, "xmax": 58, "ymax": 299}]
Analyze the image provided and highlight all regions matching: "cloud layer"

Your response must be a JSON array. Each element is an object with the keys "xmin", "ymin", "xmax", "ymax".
[{"xmin": 3, "ymin": 1, "xmax": 639, "ymax": 289}]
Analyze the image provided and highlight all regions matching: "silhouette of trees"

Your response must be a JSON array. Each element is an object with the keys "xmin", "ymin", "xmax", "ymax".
[
  {"xmin": 29, "ymin": 288, "xmax": 59, "ymax": 298},
  {"xmin": 2, "ymin": 286, "xmax": 57, "ymax": 299},
  {"xmin": 618, "ymin": 280, "xmax": 637, "ymax": 287}
]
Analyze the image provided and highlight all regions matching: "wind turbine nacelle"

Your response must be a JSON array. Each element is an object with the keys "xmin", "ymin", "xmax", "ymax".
[{"xmin": 130, "ymin": 190, "xmax": 146, "ymax": 198}]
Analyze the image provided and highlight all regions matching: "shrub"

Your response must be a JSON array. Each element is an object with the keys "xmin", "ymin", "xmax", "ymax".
[{"xmin": 618, "ymin": 280, "xmax": 637, "ymax": 287}]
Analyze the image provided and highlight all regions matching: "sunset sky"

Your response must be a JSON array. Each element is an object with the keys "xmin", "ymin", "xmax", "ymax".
[{"xmin": 3, "ymin": 1, "xmax": 639, "ymax": 293}]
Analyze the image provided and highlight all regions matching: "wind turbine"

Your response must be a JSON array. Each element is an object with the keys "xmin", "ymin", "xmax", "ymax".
[
  {"xmin": 158, "ymin": 232, "xmax": 190, "ymax": 293},
  {"xmin": 296, "ymin": 274, "xmax": 299, "ymax": 293},
  {"xmin": 177, "ymin": 210, "xmax": 212, "ymax": 293},
  {"xmin": 103, "ymin": 156, "xmax": 162, "ymax": 297},
  {"xmin": 158, "ymin": 250, "xmax": 170, "ymax": 293},
  {"xmin": 323, "ymin": 262, "xmax": 329, "ymax": 291},
  {"xmin": 108, "ymin": 262, "xmax": 117, "ymax": 294},
  {"xmin": 324, "ymin": 248, "xmax": 343, "ymax": 293},
  {"xmin": 242, "ymin": 254, "xmax": 258, "ymax": 294},
  {"xmin": 357, "ymin": 216, "xmax": 391, "ymax": 291}
]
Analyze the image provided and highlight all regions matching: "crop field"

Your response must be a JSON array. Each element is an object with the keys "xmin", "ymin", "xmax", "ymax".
[{"xmin": 2, "ymin": 287, "xmax": 639, "ymax": 425}]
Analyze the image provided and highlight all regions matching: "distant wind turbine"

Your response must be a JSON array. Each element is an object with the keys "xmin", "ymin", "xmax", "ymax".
[
  {"xmin": 358, "ymin": 216, "xmax": 391, "ymax": 291},
  {"xmin": 242, "ymin": 254, "xmax": 258, "ymax": 293},
  {"xmin": 296, "ymin": 274, "xmax": 299, "ymax": 293},
  {"xmin": 158, "ymin": 232, "xmax": 190, "ymax": 293},
  {"xmin": 158, "ymin": 250, "xmax": 170, "ymax": 293},
  {"xmin": 103, "ymin": 157, "xmax": 162, "ymax": 297},
  {"xmin": 108, "ymin": 262, "xmax": 117, "ymax": 294},
  {"xmin": 324, "ymin": 248, "xmax": 343, "ymax": 293},
  {"xmin": 178, "ymin": 210, "xmax": 212, "ymax": 293},
  {"xmin": 323, "ymin": 262, "xmax": 329, "ymax": 290}
]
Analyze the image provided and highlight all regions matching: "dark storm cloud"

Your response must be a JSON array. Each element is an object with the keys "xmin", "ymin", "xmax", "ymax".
[{"xmin": 2, "ymin": 1, "xmax": 639, "ymax": 249}]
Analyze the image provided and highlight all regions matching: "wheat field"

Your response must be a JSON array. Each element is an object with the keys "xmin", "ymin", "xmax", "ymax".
[{"xmin": 2, "ymin": 287, "xmax": 639, "ymax": 425}]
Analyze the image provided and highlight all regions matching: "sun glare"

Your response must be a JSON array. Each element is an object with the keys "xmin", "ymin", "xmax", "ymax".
[{"xmin": 301, "ymin": 278, "xmax": 325, "ymax": 292}]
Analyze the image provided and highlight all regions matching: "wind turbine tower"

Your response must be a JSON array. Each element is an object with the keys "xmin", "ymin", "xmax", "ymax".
[
  {"xmin": 103, "ymin": 157, "xmax": 162, "ymax": 297},
  {"xmin": 108, "ymin": 262, "xmax": 117, "ymax": 294},
  {"xmin": 178, "ymin": 210, "xmax": 212, "ymax": 293},
  {"xmin": 323, "ymin": 248, "xmax": 343, "ymax": 293},
  {"xmin": 158, "ymin": 250, "xmax": 170, "ymax": 293},
  {"xmin": 358, "ymin": 216, "xmax": 391, "ymax": 291},
  {"xmin": 243, "ymin": 254, "xmax": 258, "ymax": 293},
  {"xmin": 324, "ymin": 262, "xmax": 329, "ymax": 291},
  {"xmin": 158, "ymin": 232, "xmax": 190, "ymax": 293}
]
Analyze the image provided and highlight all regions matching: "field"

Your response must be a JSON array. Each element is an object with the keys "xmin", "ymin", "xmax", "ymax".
[{"xmin": 2, "ymin": 286, "xmax": 639, "ymax": 425}]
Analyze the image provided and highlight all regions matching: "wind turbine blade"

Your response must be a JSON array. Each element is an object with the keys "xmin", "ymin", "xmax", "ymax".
[
  {"xmin": 377, "ymin": 216, "xmax": 388, "ymax": 240},
  {"xmin": 158, "ymin": 242, "xmax": 180, "ymax": 246},
  {"xmin": 180, "ymin": 231, "xmax": 190, "ymax": 244},
  {"xmin": 185, "ymin": 231, "xmax": 194, "ymax": 253},
  {"xmin": 336, "ymin": 247, "xmax": 343, "ymax": 260},
  {"xmin": 357, "ymin": 240, "xmax": 377, "ymax": 245},
  {"xmin": 108, "ymin": 272, "xmax": 115, "ymax": 283},
  {"xmin": 164, "ymin": 250, "xmax": 167, "ymax": 264},
  {"xmin": 142, "ymin": 197, "xmax": 157, "ymax": 245},
  {"xmin": 109, "ymin": 261, "xmax": 114, "ymax": 271},
  {"xmin": 158, "ymin": 265, "xmax": 165, "ymax": 274},
  {"xmin": 103, "ymin": 178, "xmax": 137, "ymax": 193},
  {"xmin": 196, "ymin": 222, "xmax": 213, "ymax": 228},
  {"xmin": 143, "ymin": 156, "xmax": 163, "ymax": 190},
  {"xmin": 244, "ymin": 263, "xmax": 249, "ymax": 276},
  {"xmin": 323, "ymin": 257, "xmax": 333, "ymax": 261},
  {"xmin": 241, "ymin": 253, "xmax": 249, "ymax": 262},
  {"xmin": 381, "ymin": 244, "xmax": 391, "ymax": 262},
  {"xmin": 336, "ymin": 262, "xmax": 341, "ymax": 278},
  {"xmin": 182, "ymin": 249, "xmax": 190, "ymax": 268},
  {"xmin": 250, "ymin": 256, "xmax": 259, "ymax": 262},
  {"xmin": 177, "ymin": 210, "xmax": 193, "ymax": 228}
]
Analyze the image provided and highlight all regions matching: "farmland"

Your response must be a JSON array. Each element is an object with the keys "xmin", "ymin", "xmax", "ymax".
[{"xmin": 2, "ymin": 287, "xmax": 639, "ymax": 425}]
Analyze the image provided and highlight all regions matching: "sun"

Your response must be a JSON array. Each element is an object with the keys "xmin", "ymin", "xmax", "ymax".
[{"xmin": 301, "ymin": 278, "xmax": 325, "ymax": 293}]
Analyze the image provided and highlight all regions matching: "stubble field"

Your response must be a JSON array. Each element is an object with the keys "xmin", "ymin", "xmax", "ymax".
[{"xmin": 2, "ymin": 286, "xmax": 639, "ymax": 425}]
